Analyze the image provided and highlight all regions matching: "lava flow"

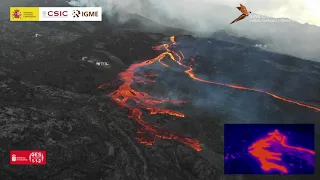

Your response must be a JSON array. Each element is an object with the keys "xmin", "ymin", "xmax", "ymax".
[
  {"xmin": 108, "ymin": 39, "xmax": 202, "ymax": 151},
  {"xmin": 248, "ymin": 129, "xmax": 315, "ymax": 174},
  {"xmin": 106, "ymin": 36, "xmax": 319, "ymax": 151}
]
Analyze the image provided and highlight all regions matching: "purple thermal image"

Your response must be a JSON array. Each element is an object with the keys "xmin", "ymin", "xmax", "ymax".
[
  {"xmin": 248, "ymin": 129, "xmax": 315, "ymax": 174},
  {"xmin": 224, "ymin": 124, "xmax": 315, "ymax": 174}
]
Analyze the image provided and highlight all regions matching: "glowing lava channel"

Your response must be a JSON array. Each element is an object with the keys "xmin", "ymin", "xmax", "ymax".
[
  {"xmin": 106, "ymin": 36, "xmax": 320, "ymax": 151},
  {"xmin": 248, "ymin": 129, "xmax": 315, "ymax": 174}
]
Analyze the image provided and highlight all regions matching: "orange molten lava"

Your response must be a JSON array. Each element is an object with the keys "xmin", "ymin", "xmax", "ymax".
[
  {"xmin": 248, "ymin": 129, "xmax": 315, "ymax": 173},
  {"xmin": 107, "ymin": 36, "xmax": 320, "ymax": 151}
]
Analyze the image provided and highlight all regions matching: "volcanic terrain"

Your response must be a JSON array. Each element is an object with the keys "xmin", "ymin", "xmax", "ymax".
[{"xmin": 0, "ymin": 0, "xmax": 319, "ymax": 179}]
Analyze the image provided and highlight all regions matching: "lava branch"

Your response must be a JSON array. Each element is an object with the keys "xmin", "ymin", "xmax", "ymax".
[
  {"xmin": 106, "ymin": 36, "xmax": 319, "ymax": 152},
  {"xmin": 248, "ymin": 129, "xmax": 315, "ymax": 173},
  {"xmin": 108, "ymin": 41, "xmax": 202, "ymax": 151},
  {"xmin": 165, "ymin": 37, "xmax": 320, "ymax": 112}
]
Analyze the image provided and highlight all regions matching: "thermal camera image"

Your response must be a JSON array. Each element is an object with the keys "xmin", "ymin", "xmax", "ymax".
[{"xmin": 224, "ymin": 124, "xmax": 315, "ymax": 174}]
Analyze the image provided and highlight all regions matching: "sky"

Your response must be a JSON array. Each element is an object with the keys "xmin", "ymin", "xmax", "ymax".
[
  {"xmin": 69, "ymin": 0, "xmax": 319, "ymax": 26},
  {"xmin": 69, "ymin": 0, "xmax": 320, "ymax": 61},
  {"xmin": 220, "ymin": 0, "xmax": 320, "ymax": 26}
]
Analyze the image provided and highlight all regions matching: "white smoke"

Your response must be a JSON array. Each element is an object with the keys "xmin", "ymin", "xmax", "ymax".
[
  {"xmin": 67, "ymin": 0, "xmax": 320, "ymax": 61},
  {"xmin": 68, "ymin": 0, "xmax": 145, "ymax": 22},
  {"xmin": 67, "ymin": 0, "xmax": 241, "ymax": 33},
  {"xmin": 68, "ymin": 0, "xmax": 146, "ymax": 16},
  {"xmin": 254, "ymin": 44, "xmax": 268, "ymax": 48}
]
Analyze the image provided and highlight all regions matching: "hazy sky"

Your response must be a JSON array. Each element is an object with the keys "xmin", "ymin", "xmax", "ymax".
[
  {"xmin": 219, "ymin": 0, "xmax": 320, "ymax": 26},
  {"xmin": 70, "ymin": 0, "xmax": 319, "ymax": 26},
  {"xmin": 69, "ymin": 0, "xmax": 319, "ymax": 60}
]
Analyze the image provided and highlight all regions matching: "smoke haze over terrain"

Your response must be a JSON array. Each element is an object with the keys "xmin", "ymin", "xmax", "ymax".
[
  {"xmin": 68, "ymin": 0, "xmax": 320, "ymax": 62},
  {"xmin": 68, "ymin": 0, "xmax": 320, "ymax": 26}
]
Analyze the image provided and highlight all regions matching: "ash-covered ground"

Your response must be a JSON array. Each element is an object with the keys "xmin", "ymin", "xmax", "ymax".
[{"xmin": 1, "ymin": 1, "xmax": 320, "ymax": 180}]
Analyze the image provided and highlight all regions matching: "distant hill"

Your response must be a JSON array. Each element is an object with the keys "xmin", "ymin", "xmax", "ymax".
[
  {"xmin": 122, "ymin": 2, "xmax": 320, "ymax": 62},
  {"xmin": 211, "ymin": 30, "xmax": 263, "ymax": 47},
  {"xmin": 227, "ymin": 13, "xmax": 320, "ymax": 61},
  {"xmin": 115, "ymin": 13, "xmax": 192, "ymax": 35}
]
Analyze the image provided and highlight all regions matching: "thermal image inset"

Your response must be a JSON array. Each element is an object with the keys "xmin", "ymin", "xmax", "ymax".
[{"xmin": 224, "ymin": 124, "xmax": 314, "ymax": 174}]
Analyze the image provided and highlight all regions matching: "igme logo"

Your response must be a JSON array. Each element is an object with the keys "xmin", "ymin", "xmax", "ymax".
[
  {"xmin": 72, "ymin": 10, "xmax": 99, "ymax": 18},
  {"xmin": 72, "ymin": 10, "xmax": 80, "ymax": 17}
]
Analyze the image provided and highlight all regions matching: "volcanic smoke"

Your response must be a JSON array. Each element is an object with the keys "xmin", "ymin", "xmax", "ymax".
[{"xmin": 101, "ymin": 36, "xmax": 320, "ymax": 151}]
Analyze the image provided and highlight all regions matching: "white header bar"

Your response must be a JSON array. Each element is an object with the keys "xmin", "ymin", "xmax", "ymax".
[{"xmin": 39, "ymin": 7, "xmax": 102, "ymax": 21}]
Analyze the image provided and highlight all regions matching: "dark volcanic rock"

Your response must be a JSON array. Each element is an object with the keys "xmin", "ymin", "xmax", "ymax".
[{"xmin": 0, "ymin": 10, "xmax": 219, "ymax": 179}]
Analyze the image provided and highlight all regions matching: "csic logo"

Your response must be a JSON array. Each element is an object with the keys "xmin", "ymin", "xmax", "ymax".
[
  {"xmin": 72, "ymin": 10, "xmax": 99, "ymax": 18},
  {"xmin": 12, "ymin": 9, "xmax": 22, "ymax": 19},
  {"xmin": 42, "ymin": 10, "xmax": 68, "ymax": 17}
]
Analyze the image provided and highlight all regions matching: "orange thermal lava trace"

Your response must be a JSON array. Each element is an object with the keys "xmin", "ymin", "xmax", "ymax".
[
  {"xmin": 107, "ymin": 36, "xmax": 320, "ymax": 151},
  {"xmin": 248, "ymin": 129, "xmax": 315, "ymax": 173}
]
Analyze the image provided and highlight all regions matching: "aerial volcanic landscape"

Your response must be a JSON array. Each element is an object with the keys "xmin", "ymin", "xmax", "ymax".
[{"xmin": 0, "ymin": 0, "xmax": 320, "ymax": 179}]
